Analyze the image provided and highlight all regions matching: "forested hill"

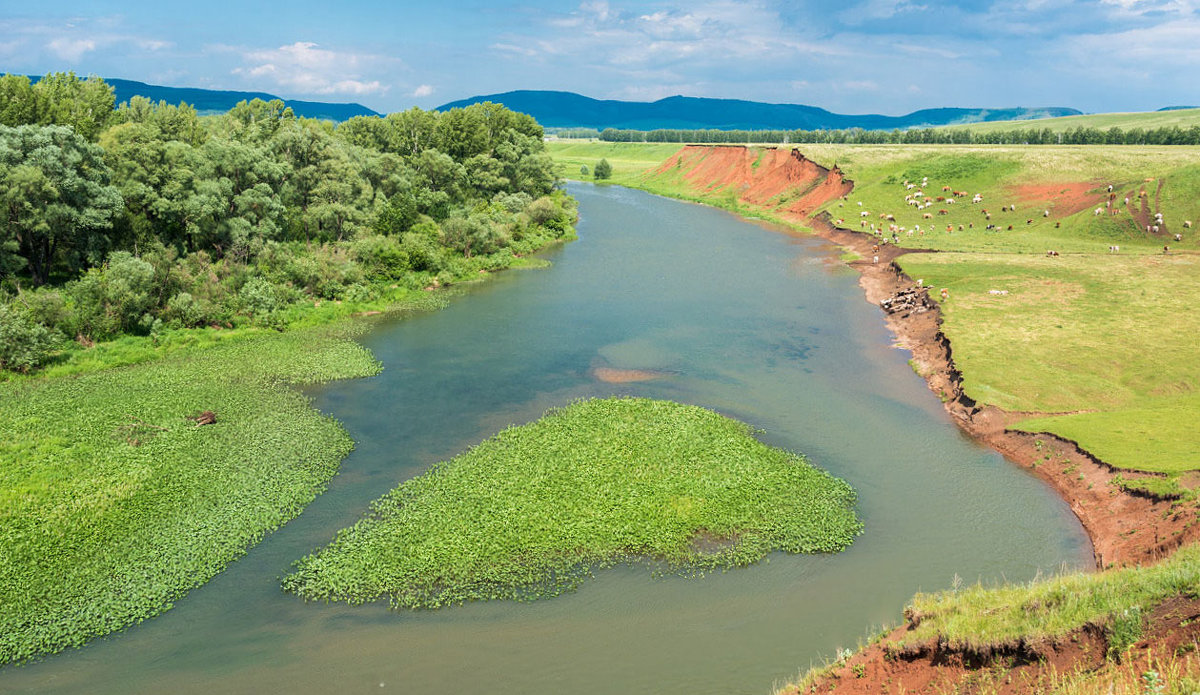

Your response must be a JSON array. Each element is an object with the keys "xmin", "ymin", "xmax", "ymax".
[
  {"xmin": 437, "ymin": 90, "xmax": 1081, "ymax": 131},
  {"xmin": 24, "ymin": 75, "xmax": 380, "ymax": 121}
]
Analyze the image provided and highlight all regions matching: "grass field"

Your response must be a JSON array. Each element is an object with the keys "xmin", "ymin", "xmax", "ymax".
[
  {"xmin": 0, "ymin": 324, "xmax": 381, "ymax": 665},
  {"xmin": 282, "ymin": 397, "xmax": 862, "ymax": 609},
  {"xmin": 950, "ymin": 107, "xmax": 1200, "ymax": 135}
]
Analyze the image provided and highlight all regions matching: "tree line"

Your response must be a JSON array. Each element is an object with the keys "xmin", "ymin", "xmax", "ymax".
[
  {"xmin": 0, "ymin": 73, "xmax": 576, "ymax": 373},
  {"xmin": 591, "ymin": 124, "xmax": 1200, "ymax": 146}
]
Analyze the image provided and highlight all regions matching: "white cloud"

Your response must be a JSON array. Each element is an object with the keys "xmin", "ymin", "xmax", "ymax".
[
  {"xmin": 232, "ymin": 41, "xmax": 395, "ymax": 96},
  {"xmin": 46, "ymin": 37, "xmax": 96, "ymax": 61},
  {"xmin": 413, "ymin": 84, "xmax": 434, "ymax": 97}
]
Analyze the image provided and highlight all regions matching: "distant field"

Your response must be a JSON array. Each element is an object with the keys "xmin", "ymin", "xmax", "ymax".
[{"xmin": 949, "ymin": 107, "xmax": 1200, "ymax": 134}]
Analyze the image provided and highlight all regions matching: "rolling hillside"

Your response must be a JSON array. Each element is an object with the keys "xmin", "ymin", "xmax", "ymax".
[{"xmin": 438, "ymin": 90, "xmax": 1081, "ymax": 131}]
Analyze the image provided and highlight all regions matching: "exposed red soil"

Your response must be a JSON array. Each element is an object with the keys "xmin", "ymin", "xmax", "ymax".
[
  {"xmin": 1008, "ymin": 182, "xmax": 1106, "ymax": 218},
  {"xmin": 653, "ymin": 145, "xmax": 1200, "ymax": 694}
]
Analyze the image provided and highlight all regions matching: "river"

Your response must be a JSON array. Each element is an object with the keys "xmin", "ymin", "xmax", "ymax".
[{"xmin": 3, "ymin": 183, "xmax": 1090, "ymax": 694}]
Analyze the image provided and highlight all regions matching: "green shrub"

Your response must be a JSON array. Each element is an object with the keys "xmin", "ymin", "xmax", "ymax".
[
  {"xmin": 0, "ymin": 304, "xmax": 60, "ymax": 372},
  {"xmin": 238, "ymin": 277, "xmax": 280, "ymax": 318},
  {"xmin": 351, "ymin": 234, "xmax": 411, "ymax": 279}
]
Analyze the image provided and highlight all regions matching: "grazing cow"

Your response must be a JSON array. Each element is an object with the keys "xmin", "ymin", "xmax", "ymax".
[
  {"xmin": 1055, "ymin": 222, "xmax": 1061, "ymax": 228},
  {"xmin": 940, "ymin": 288, "xmax": 949, "ymax": 301},
  {"xmin": 1185, "ymin": 221, "xmax": 1193, "ymax": 228},
  {"xmin": 873, "ymin": 255, "xmax": 879, "ymax": 264},
  {"xmin": 1125, "ymin": 197, "xmax": 1130, "ymax": 206},
  {"xmin": 1153, "ymin": 225, "xmax": 1160, "ymax": 234},
  {"xmin": 972, "ymin": 194, "xmax": 983, "ymax": 203},
  {"xmin": 1109, "ymin": 245, "xmax": 1120, "ymax": 253},
  {"xmin": 988, "ymin": 289, "xmax": 1009, "ymax": 295},
  {"xmin": 1043, "ymin": 209, "xmax": 1050, "ymax": 217},
  {"xmin": 1027, "ymin": 219, "xmax": 1033, "ymax": 225},
  {"xmin": 937, "ymin": 196, "xmax": 946, "ymax": 202},
  {"xmin": 938, "ymin": 209, "xmax": 949, "ymax": 215},
  {"xmin": 1007, "ymin": 225, "xmax": 1014, "ymax": 230},
  {"xmin": 923, "ymin": 212, "xmax": 933, "ymax": 219},
  {"xmin": 861, "ymin": 211, "xmax": 870, "ymax": 217},
  {"xmin": 1164, "ymin": 245, "xmax": 1171, "ymax": 254},
  {"xmin": 1094, "ymin": 208, "xmax": 1103, "ymax": 216},
  {"xmin": 1002, "ymin": 206, "xmax": 1009, "ymax": 212},
  {"xmin": 857, "ymin": 201, "xmax": 863, "ymax": 206},
  {"xmin": 946, "ymin": 198, "xmax": 956, "ymax": 204},
  {"xmin": 1046, "ymin": 250, "xmax": 1059, "ymax": 257},
  {"xmin": 1175, "ymin": 233, "xmax": 1183, "ymax": 242},
  {"xmin": 1147, "ymin": 225, "xmax": 1153, "ymax": 233},
  {"xmin": 957, "ymin": 224, "xmax": 964, "ymax": 231},
  {"xmin": 943, "ymin": 185, "xmax": 952, "ymax": 192},
  {"xmin": 1108, "ymin": 184, "xmax": 1114, "ymax": 192}
]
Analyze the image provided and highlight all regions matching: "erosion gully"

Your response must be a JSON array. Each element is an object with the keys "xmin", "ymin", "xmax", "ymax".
[{"xmin": 3, "ymin": 183, "xmax": 1090, "ymax": 695}]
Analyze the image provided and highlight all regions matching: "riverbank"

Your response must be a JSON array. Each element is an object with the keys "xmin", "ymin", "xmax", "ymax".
[
  {"xmin": 554, "ymin": 144, "xmax": 1195, "ymax": 567},
  {"xmin": 548, "ymin": 142, "xmax": 1200, "ymax": 692}
]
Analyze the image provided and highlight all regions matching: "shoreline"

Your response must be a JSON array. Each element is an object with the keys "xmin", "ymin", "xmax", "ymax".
[
  {"xmin": 802, "ymin": 210, "xmax": 1200, "ymax": 570},
  {"xmin": 569, "ymin": 147, "xmax": 1199, "ymax": 570}
]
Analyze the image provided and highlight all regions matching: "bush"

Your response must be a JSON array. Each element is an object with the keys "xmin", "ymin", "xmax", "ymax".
[
  {"xmin": 67, "ymin": 252, "xmax": 158, "ymax": 340},
  {"xmin": 351, "ymin": 235, "xmax": 410, "ymax": 280},
  {"xmin": 238, "ymin": 277, "xmax": 280, "ymax": 319},
  {"xmin": 593, "ymin": 158, "xmax": 612, "ymax": 180},
  {"xmin": 164, "ymin": 292, "xmax": 207, "ymax": 329},
  {"xmin": 0, "ymin": 304, "xmax": 60, "ymax": 373}
]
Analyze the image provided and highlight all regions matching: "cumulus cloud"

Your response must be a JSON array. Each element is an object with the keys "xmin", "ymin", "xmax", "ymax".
[
  {"xmin": 232, "ymin": 42, "xmax": 394, "ymax": 96},
  {"xmin": 46, "ymin": 37, "xmax": 96, "ymax": 61},
  {"xmin": 413, "ymin": 84, "xmax": 434, "ymax": 97}
]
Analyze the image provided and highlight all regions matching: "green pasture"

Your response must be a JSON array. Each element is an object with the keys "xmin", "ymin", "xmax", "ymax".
[
  {"xmin": 0, "ymin": 325, "xmax": 380, "ymax": 665},
  {"xmin": 282, "ymin": 397, "xmax": 862, "ymax": 609},
  {"xmin": 898, "ymin": 252, "xmax": 1200, "ymax": 476},
  {"xmin": 950, "ymin": 107, "xmax": 1200, "ymax": 135}
]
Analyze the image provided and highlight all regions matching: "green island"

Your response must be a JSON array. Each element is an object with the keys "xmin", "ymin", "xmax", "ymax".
[{"xmin": 282, "ymin": 397, "xmax": 862, "ymax": 608}]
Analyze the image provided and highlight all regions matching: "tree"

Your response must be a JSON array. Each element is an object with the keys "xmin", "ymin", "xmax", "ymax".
[
  {"xmin": 593, "ymin": 158, "xmax": 612, "ymax": 180},
  {"xmin": 0, "ymin": 125, "xmax": 122, "ymax": 285},
  {"xmin": 579, "ymin": 164, "xmax": 589, "ymax": 177}
]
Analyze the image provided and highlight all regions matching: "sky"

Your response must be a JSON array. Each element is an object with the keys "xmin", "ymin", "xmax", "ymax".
[{"xmin": 0, "ymin": 0, "xmax": 1197, "ymax": 115}]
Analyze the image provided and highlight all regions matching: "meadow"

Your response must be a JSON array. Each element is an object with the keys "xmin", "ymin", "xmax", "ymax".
[
  {"xmin": 282, "ymin": 397, "xmax": 863, "ymax": 609},
  {"xmin": 950, "ymin": 107, "xmax": 1200, "ymax": 135}
]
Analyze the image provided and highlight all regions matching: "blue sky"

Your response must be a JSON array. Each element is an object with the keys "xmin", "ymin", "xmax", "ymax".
[{"xmin": 1, "ymin": 0, "xmax": 1197, "ymax": 115}]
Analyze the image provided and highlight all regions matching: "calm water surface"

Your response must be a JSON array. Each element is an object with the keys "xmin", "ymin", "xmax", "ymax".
[{"xmin": 5, "ymin": 183, "xmax": 1090, "ymax": 694}]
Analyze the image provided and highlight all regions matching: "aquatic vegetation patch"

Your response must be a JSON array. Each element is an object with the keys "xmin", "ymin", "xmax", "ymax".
[
  {"xmin": 0, "ymin": 326, "xmax": 380, "ymax": 665},
  {"xmin": 282, "ymin": 397, "xmax": 862, "ymax": 609}
]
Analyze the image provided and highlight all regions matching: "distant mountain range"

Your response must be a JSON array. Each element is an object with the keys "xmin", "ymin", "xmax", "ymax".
[
  {"xmin": 437, "ymin": 90, "xmax": 1084, "ymax": 131},
  {"xmin": 25, "ymin": 75, "xmax": 380, "ymax": 122}
]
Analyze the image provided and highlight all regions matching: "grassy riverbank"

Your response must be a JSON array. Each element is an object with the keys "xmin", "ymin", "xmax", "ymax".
[
  {"xmin": 283, "ymin": 397, "xmax": 863, "ymax": 609},
  {"xmin": 0, "ymin": 322, "xmax": 380, "ymax": 665}
]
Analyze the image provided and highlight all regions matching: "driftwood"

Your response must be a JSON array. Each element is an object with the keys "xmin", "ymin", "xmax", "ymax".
[{"xmin": 187, "ymin": 410, "xmax": 217, "ymax": 426}]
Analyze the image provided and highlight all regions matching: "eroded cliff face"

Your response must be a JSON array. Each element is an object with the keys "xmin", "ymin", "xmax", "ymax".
[{"xmin": 653, "ymin": 145, "xmax": 852, "ymax": 215}]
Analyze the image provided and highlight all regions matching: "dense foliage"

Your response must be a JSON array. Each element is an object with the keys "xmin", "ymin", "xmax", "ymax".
[
  {"xmin": 0, "ymin": 73, "xmax": 575, "ymax": 370},
  {"xmin": 593, "ymin": 124, "xmax": 1200, "ymax": 145},
  {"xmin": 0, "ymin": 324, "xmax": 381, "ymax": 665},
  {"xmin": 283, "ymin": 398, "xmax": 863, "ymax": 609}
]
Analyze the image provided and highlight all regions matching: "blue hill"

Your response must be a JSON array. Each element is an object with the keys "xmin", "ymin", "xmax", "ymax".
[
  {"xmin": 437, "ymin": 90, "xmax": 1082, "ymax": 131},
  {"xmin": 24, "ymin": 75, "xmax": 380, "ymax": 122}
]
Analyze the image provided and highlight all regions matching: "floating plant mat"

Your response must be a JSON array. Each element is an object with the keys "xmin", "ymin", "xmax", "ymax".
[{"xmin": 283, "ymin": 397, "xmax": 863, "ymax": 609}]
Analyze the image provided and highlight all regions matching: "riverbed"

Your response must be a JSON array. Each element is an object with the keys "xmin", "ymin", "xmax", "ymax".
[{"xmin": 2, "ymin": 183, "xmax": 1090, "ymax": 695}]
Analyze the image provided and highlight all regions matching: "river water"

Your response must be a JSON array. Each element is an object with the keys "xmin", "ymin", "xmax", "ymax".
[{"xmin": 4, "ymin": 183, "xmax": 1090, "ymax": 694}]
